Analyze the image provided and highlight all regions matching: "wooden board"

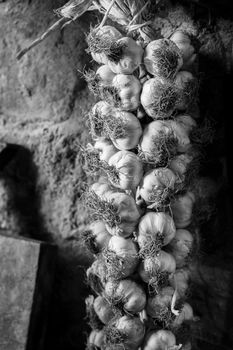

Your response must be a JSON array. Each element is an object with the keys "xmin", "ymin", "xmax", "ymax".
[{"xmin": 0, "ymin": 234, "xmax": 57, "ymax": 350}]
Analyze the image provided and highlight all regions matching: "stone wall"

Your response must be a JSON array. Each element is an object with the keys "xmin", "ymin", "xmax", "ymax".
[{"xmin": 0, "ymin": 0, "xmax": 95, "ymax": 241}]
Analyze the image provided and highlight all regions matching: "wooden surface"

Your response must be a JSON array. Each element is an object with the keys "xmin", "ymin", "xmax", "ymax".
[{"xmin": 0, "ymin": 234, "xmax": 57, "ymax": 350}]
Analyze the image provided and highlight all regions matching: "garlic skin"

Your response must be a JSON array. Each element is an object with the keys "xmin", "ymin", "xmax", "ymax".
[
  {"xmin": 144, "ymin": 39, "xmax": 183, "ymax": 79},
  {"xmin": 141, "ymin": 77, "xmax": 178, "ymax": 119},
  {"xmin": 170, "ymin": 31, "xmax": 196, "ymax": 69},
  {"xmin": 104, "ymin": 74, "xmax": 141, "ymax": 111},
  {"xmin": 94, "ymin": 139, "xmax": 118, "ymax": 163},
  {"xmin": 143, "ymin": 330, "xmax": 178, "ymax": 350},
  {"xmin": 171, "ymin": 191, "xmax": 195, "ymax": 228},
  {"xmin": 108, "ymin": 151, "xmax": 143, "ymax": 190},
  {"xmin": 108, "ymin": 37, "xmax": 144, "ymax": 74}
]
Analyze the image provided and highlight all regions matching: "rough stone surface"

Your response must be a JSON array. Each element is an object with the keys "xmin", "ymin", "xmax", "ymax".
[{"xmin": 1, "ymin": 1, "xmax": 233, "ymax": 350}]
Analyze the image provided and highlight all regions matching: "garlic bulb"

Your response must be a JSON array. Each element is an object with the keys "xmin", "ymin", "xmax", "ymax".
[
  {"xmin": 146, "ymin": 286, "xmax": 175, "ymax": 319},
  {"xmin": 86, "ymin": 258, "xmax": 108, "ymax": 295},
  {"xmin": 90, "ymin": 102, "xmax": 142, "ymax": 150},
  {"xmin": 141, "ymin": 77, "xmax": 179, "ymax": 119},
  {"xmin": 143, "ymin": 330, "xmax": 180, "ymax": 350},
  {"xmin": 105, "ymin": 315, "xmax": 145, "ymax": 350},
  {"xmin": 82, "ymin": 220, "xmax": 111, "ymax": 254},
  {"xmin": 175, "ymin": 114, "xmax": 197, "ymax": 134},
  {"xmin": 85, "ymin": 65, "xmax": 116, "ymax": 96},
  {"xmin": 94, "ymin": 139, "xmax": 118, "ymax": 163},
  {"xmin": 144, "ymin": 39, "xmax": 183, "ymax": 79},
  {"xmin": 170, "ymin": 31, "xmax": 196, "ymax": 69},
  {"xmin": 104, "ymin": 279, "xmax": 146, "ymax": 314},
  {"xmin": 171, "ymin": 192, "xmax": 195, "ymax": 228},
  {"xmin": 139, "ymin": 120, "xmax": 178, "ymax": 166},
  {"xmin": 102, "ymin": 235, "xmax": 139, "ymax": 279},
  {"xmin": 175, "ymin": 71, "xmax": 198, "ymax": 110},
  {"xmin": 169, "ymin": 152, "xmax": 196, "ymax": 185},
  {"xmin": 137, "ymin": 168, "xmax": 176, "ymax": 208},
  {"xmin": 86, "ymin": 186, "xmax": 141, "ymax": 237},
  {"xmin": 168, "ymin": 229, "xmax": 194, "ymax": 267},
  {"xmin": 168, "ymin": 119, "xmax": 191, "ymax": 153},
  {"xmin": 172, "ymin": 302, "xmax": 194, "ymax": 328},
  {"xmin": 93, "ymin": 295, "xmax": 115, "ymax": 324},
  {"xmin": 108, "ymin": 151, "xmax": 143, "ymax": 190},
  {"xmin": 107, "ymin": 37, "xmax": 143, "ymax": 74},
  {"xmin": 139, "ymin": 251, "xmax": 176, "ymax": 292},
  {"xmin": 169, "ymin": 268, "xmax": 190, "ymax": 297},
  {"xmin": 137, "ymin": 212, "xmax": 176, "ymax": 257},
  {"xmin": 102, "ymin": 74, "xmax": 141, "ymax": 111},
  {"xmin": 87, "ymin": 25, "xmax": 122, "ymax": 64},
  {"xmin": 110, "ymin": 110, "xmax": 142, "ymax": 150},
  {"xmin": 88, "ymin": 329, "xmax": 105, "ymax": 349}
]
